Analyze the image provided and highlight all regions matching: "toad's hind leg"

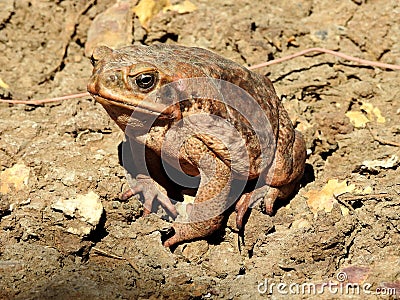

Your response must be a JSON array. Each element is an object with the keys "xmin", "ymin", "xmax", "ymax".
[
  {"xmin": 235, "ymin": 181, "xmax": 299, "ymax": 229},
  {"xmin": 163, "ymin": 137, "xmax": 232, "ymax": 247},
  {"xmin": 235, "ymin": 130, "xmax": 306, "ymax": 229}
]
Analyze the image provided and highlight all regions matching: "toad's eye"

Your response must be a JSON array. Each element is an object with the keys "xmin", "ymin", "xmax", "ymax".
[{"xmin": 135, "ymin": 73, "xmax": 157, "ymax": 90}]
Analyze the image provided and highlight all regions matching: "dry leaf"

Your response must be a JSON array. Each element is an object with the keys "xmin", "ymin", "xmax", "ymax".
[
  {"xmin": 0, "ymin": 164, "xmax": 30, "ymax": 194},
  {"xmin": 345, "ymin": 101, "xmax": 386, "ymax": 128},
  {"xmin": 362, "ymin": 186, "xmax": 373, "ymax": 194},
  {"xmin": 345, "ymin": 111, "xmax": 370, "ymax": 128},
  {"xmin": 354, "ymin": 185, "xmax": 373, "ymax": 194},
  {"xmin": 133, "ymin": 0, "xmax": 171, "ymax": 29},
  {"xmin": 340, "ymin": 206, "xmax": 349, "ymax": 217},
  {"xmin": 305, "ymin": 179, "xmax": 355, "ymax": 216},
  {"xmin": 360, "ymin": 102, "xmax": 386, "ymax": 124},
  {"xmin": 361, "ymin": 155, "xmax": 399, "ymax": 172},
  {"xmin": 164, "ymin": 0, "xmax": 197, "ymax": 13},
  {"xmin": 0, "ymin": 78, "xmax": 9, "ymax": 89}
]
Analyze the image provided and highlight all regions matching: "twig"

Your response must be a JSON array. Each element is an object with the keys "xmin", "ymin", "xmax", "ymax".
[
  {"xmin": 335, "ymin": 196, "xmax": 355, "ymax": 212},
  {"xmin": 92, "ymin": 246, "xmax": 140, "ymax": 274},
  {"xmin": 336, "ymin": 193, "xmax": 391, "ymax": 214},
  {"xmin": 366, "ymin": 124, "xmax": 400, "ymax": 147},
  {"xmin": 1, "ymin": 47, "xmax": 400, "ymax": 105},
  {"xmin": 248, "ymin": 47, "xmax": 400, "ymax": 70},
  {"xmin": 0, "ymin": 92, "xmax": 89, "ymax": 105},
  {"xmin": 337, "ymin": 193, "xmax": 391, "ymax": 202}
]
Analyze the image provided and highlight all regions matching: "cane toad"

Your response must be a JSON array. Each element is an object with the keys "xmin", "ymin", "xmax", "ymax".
[{"xmin": 87, "ymin": 44, "xmax": 306, "ymax": 247}]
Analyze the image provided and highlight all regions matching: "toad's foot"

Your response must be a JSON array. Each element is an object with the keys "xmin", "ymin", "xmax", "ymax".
[
  {"xmin": 235, "ymin": 185, "xmax": 280, "ymax": 230},
  {"xmin": 163, "ymin": 216, "xmax": 224, "ymax": 247},
  {"xmin": 121, "ymin": 174, "xmax": 177, "ymax": 218},
  {"xmin": 235, "ymin": 180, "xmax": 300, "ymax": 230}
]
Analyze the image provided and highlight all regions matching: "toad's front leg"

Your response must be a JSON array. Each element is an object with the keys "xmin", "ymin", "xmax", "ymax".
[{"xmin": 163, "ymin": 137, "xmax": 232, "ymax": 247}]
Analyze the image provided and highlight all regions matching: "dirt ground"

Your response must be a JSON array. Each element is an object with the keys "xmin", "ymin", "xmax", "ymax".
[{"xmin": 0, "ymin": 0, "xmax": 399, "ymax": 299}]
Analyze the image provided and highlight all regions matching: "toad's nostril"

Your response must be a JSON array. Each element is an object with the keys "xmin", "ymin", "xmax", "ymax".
[
  {"xmin": 87, "ymin": 76, "xmax": 102, "ymax": 94},
  {"xmin": 87, "ymin": 78, "xmax": 95, "ymax": 93}
]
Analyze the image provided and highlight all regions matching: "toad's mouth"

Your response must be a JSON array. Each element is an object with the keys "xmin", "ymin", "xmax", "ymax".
[{"xmin": 89, "ymin": 93, "xmax": 178, "ymax": 118}]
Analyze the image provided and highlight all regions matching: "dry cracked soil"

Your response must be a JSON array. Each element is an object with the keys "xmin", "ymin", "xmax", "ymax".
[{"xmin": 0, "ymin": 0, "xmax": 399, "ymax": 299}]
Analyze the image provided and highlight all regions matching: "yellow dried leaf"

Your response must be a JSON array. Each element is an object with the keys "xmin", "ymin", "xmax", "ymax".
[
  {"xmin": 0, "ymin": 164, "xmax": 30, "ymax": 194},
  {"xmin": 360, "ymin": 101, "xmax": 386, "ymax": 124},
  {"xmin": 340, "ymin": 206, "xmax": 349, "ymax": 216},
  {"xmin": 360, "ymin": 102, "xmax": 373, "ymax": 112},
  {"xmin": 133, "ymin": 0, "xmax": 171, "ymax": 29},
  {"xmin": 0, "ymin": 78, "xmax": 9, "ymax": 89},
  {"xmin": 372, "ymin": 107, "xmax": 385, "ymax": 123},
  {"xmin": 363, "ymin": 186, "xmax": 373, "ymax": 194},
  {"xmin": 345, "ymin": 102, "xmax": 386, "ymax": 128},
  {"xmin": 354, "ymin": 185, "xmax": 373, "ymax": 194},
  {"xmin": 345, "ymin": 111, "xmax": 370, "ymax": 128},
  {"xmin": 305, "ymin": 179, "xmax": 355, "ymax": 217},
  {"xmin": 164, "ymin": 0, "xmax": 197, "ymax": 13}
]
